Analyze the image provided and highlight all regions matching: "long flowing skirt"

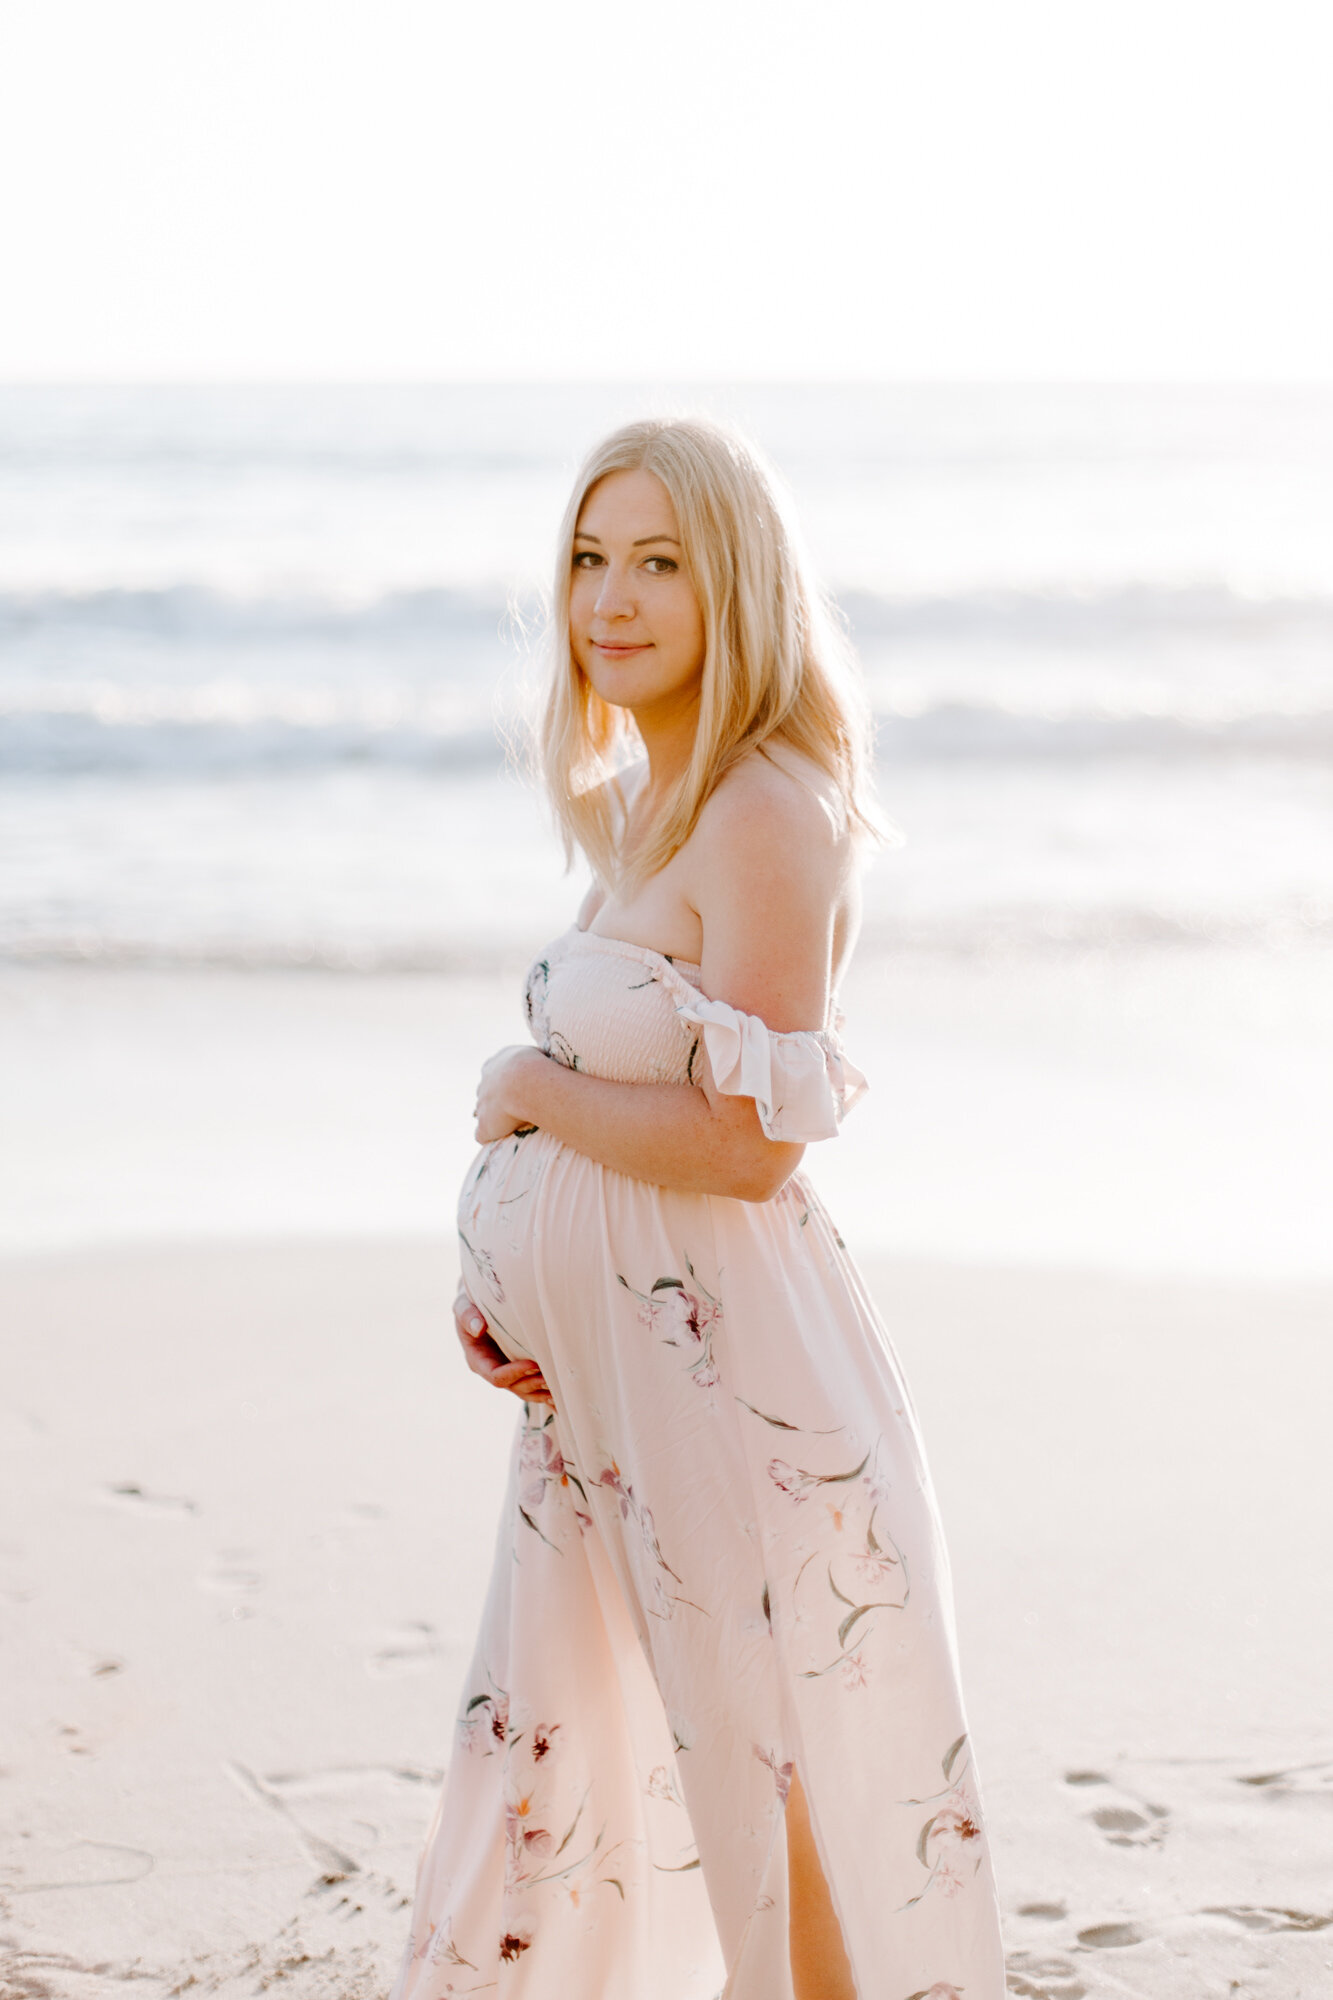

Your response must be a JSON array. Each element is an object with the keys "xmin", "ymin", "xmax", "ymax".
[{"xmin": 392, "ymin": 1136, "xmax": 1005, "ymax": 1999}]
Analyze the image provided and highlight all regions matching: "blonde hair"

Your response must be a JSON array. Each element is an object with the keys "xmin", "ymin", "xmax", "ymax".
[{"xmin": 537, "ymin": 416, "xmax": 889, "ymax": 892}]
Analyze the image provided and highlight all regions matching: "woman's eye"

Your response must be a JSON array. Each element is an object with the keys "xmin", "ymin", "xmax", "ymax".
[{"xmin": 571, "ymin": 549, "xmax": 677, "ymax": 574}]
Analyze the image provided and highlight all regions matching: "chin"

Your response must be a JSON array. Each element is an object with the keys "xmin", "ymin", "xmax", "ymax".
[{"xmin": 585, "ymin": 672, "xmax": 653, "ymax": 710}]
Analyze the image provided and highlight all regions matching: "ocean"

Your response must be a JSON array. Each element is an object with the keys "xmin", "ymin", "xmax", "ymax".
[{"xmin": 2, "ymin": 382, "xmax": 1331, "ymax": 967}]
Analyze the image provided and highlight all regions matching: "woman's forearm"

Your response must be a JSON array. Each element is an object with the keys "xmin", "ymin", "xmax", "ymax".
[{"xmin": 508, "ymin": 1051, "xmax": 802, "ymax": 1202}]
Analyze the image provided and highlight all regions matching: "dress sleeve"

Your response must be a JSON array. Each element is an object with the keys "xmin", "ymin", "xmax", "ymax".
[{"xmin": 673, "ymin": 993, "xmax": 869, "ymax": 1144}]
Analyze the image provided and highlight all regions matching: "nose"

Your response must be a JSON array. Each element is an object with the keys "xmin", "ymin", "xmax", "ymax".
[{"xmin": 593, "ymin": 562, "xmax": 636, "ymax": 622}]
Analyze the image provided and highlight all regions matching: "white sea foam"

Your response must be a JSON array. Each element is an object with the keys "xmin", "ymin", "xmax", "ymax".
[{"xmin": 2, "ymin": 383, "xmax": 1330, "ymax": 963}]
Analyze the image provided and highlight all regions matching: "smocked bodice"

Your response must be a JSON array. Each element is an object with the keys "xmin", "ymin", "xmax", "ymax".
[
  {"xmin": 523, "ymin": 927, "xmax": 705, "ymax": 1089},
  {"xmin": 520, "ymin": 926, "xmax": 867, "ymax": 1145}
]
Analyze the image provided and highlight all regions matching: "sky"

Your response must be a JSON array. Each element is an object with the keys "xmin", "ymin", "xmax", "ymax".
[{"xmin": 0, "ymin": 0, "xmax": 1329, "ymax": 382}]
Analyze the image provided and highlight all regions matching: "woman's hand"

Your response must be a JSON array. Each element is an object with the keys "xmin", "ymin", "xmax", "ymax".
[
  {"xmin": 454, "ymin": 1287, "xmax": 554, "ymax": 1409},
  {"xmin": 473, "ymin": 1045, "xmax": 546, "ymax": 1145}
]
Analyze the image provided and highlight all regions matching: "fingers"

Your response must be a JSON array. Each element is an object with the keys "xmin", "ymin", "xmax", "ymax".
[
  {"xmin": 489, "ymin": 1357, "xmax": 539, "ymax": 1388},
  {"xmin": 493, "ymin": 1358, "xmax": 555, "ymax": 1408},
  {"xmin": 465, "ymin": 1332, "xmax": 512, "ymax": 1375},
  {"xmin": 455, "ymin": 1292, "xmax": 508, "ymax": 1377},
  {"xmin": 455, "ymin": 1290, "xmax": 488, "ymax": 1340},
  {"xmin": 454, "ymin": 1288, "xmax": 555, "ymax": 1409}
]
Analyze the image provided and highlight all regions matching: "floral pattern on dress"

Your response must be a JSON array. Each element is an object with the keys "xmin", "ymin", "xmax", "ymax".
[
  {"xmin": 523, "ymin": 955, "xmax": 551, "ymax": 1048},
  {"xmin": 591, "ymin": 1458, "xmax": 706, "ymax": 1622},
  {"xmin": 442, "ymin": 1666, "xmax": 633, "ymax": 1979},
  {"xmin": 500, "ymin": 1720, "xmax": 628, "ymax": 1904},
  {"xmin": 647, "ymin": 1762, "xmax": 685, "ymax": 1807},
  {"xmin": 458, "ymin": 1667, "xmax": 513, "ymax": 1756},
  {"xmin": 617, "ymin": 1254, "xmax": 723, "ymax": 1390},
  {"xmin": 517, "ymin": 1409, "xmax": 591, "ymax": 1545},
  {"xmin": 900, "ymin": 1733, "xmax": 987, "ymax": 1913},
  {"xmin": 742, "ymin": 1397, "xmax": 913, "ymax": 1684},
  {"xmin": 416, "ymin": 1916, "xmax": 475, "ymax": 1974}
]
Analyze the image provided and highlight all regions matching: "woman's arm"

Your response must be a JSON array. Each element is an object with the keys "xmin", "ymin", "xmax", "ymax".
[
  {"xmin": 485, "ymin": 1053, "xmax": 798, "ymax": 1202},
  {"xmin": 479, "ymin": 758, "xmax": 848, "ymax": 1202}
]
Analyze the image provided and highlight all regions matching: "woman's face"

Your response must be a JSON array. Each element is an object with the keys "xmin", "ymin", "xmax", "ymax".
[{"xmin": 569, "ymin": 469, "xmax": 706, "ymax": 722}]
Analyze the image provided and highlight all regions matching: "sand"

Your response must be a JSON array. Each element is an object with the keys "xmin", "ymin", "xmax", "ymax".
[
  {"xmin": 3, "ymin": 946, "xmax": 1330, "ymax": 1994},
  {"xmin": 3, "ymin": 1237, "xmax": 1331, "ymax": 2000}
]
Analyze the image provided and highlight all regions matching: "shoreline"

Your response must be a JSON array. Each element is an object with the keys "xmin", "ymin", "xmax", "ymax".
[{"xmin": 4, "ymin": 945, "xmax": 1331, "ymax": 1281}]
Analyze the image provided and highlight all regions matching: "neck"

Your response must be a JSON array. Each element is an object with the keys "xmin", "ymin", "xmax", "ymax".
[{"xmin": 629, "ymin": 685, "xmax": 701, "ymax": 807}]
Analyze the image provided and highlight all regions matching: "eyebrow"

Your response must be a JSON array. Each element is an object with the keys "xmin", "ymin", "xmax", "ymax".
[{"xmin": 573, "ymin": 531, "xmax": 682, "ymax": 547}]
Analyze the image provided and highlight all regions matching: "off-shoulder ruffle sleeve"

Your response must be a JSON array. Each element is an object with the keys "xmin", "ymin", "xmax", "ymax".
[{"xmin": 674, "ymin": 992, "xmax": 869, "ymax": 1144}]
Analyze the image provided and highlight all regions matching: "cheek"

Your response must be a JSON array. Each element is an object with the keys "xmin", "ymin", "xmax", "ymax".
[
  {"xmin": 568, "ymin": 573, "xmax": 593, "ymax": 627},
  {"xmin": 664, "ymin": 584, "xmax": 706, "ymax": 667},
  {"xmin": 568, "ymin": 576, "xmax": 599, "ymax": 655}
]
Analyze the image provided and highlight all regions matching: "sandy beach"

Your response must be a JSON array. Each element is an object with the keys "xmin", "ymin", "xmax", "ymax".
[
  {"xmin": 4, "ymin": 1235, "xmax": 1331, "ymax": 1999},
  {"xmin": 3, "ymin": 944, "xmax": 1333, "ymax": 1997},
  {"xmin": 3, "ymin": 163, "xmax": 1331, "ymax": 2000}
]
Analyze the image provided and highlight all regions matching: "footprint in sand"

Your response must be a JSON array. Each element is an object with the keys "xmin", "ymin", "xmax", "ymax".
[
  {"xmin": 1202, "ymin": 1905, "xmax": 1333, "ymax": 1933},
  {"xmin": 226, "ymin": 1761, "xmax": 360, "ymax": 1882},
  {"xmin": 1076, "ymin": 1920, "xmax": 1146, "ymax": 1948},
  {"xmin": 1005, "ymin": 1947, "xmax": 1087, "ymax": 1998},
  {"xmin": 1064, "ymin": 1769, "xmax": 1168, "ymax": 1848},
  {"xmin": 197, "ymin": 1557, "xmax": 263, "ymax": 1595},
  {"xmin": 5, "ymin": 1837, "xmax": 155, "ymax": 1893},
  {"xmin": 365, "ymin": 1621, "xmax": 441, "ymax": 1678},
  {"xmin": 225, "ymin": 1763, "xmax": 438, "ymax": 1889},
  {"xmin": 1001, "ymin": 1915, "xmax": 1151, "ymax": 1968},
  {"xmin": 101, "ymin": 1480, "xmax": 198, "ymax": 1517},
  {"xmin": 1237, "ymin": 1758, "xmax": 1333, "ymax": 1798}
]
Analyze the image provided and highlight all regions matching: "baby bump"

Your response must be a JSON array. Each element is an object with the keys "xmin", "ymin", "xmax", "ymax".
[
  {"xmin": 457, "ymin": 1135, "xmax": 869, "ymax": 1425},
  {"xmin": 456, "ymin": 1133, "xmax": 731, "ymax": 1388},
  {"xmin": 455, "ymin": 1128, "xmax": 562, "ymax": 1369},
  {"xmin": 455, "ymin": 1134, "xmax": 694, "ymax": 1370}
]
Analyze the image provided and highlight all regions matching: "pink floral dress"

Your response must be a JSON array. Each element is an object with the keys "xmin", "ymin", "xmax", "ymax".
[{"xmin": 392, "ymin": 924, "xmax": 1005, "ymax": 2000}]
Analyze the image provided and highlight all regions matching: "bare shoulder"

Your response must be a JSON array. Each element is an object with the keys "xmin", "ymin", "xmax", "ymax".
[
  {"xmin": 691, "ymin": 743, "xmax": 847, "ymax": 887},
  {"xmin": 685, "ymin": 744, "xmax": 853, "ymax": 1023}
]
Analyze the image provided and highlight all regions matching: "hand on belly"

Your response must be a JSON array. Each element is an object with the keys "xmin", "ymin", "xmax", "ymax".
[{"xmin": 454, "ymin": 1284, "xmax": 554, "ymax": 1409}]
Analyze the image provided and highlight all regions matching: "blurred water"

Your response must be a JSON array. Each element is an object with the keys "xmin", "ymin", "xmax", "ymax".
[{"xmin": 1, "ymin": 383, "xmax": 1330, "ymax": 964}]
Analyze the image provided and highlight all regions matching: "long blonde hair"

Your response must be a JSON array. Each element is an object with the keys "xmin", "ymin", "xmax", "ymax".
[{"xmin": 537, "ymin": 416, "xmax": 889, "ymax": 892}]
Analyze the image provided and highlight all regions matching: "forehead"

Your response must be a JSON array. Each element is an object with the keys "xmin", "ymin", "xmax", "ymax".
[{"xmin": 575, "ymin": 467, "xmax": 679, "ymax": 541}]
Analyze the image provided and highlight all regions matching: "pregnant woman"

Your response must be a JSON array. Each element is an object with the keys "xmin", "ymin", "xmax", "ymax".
[{"xmin": 393, "ymin": 419, "xmax": 1004, "ymax": 2000}]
